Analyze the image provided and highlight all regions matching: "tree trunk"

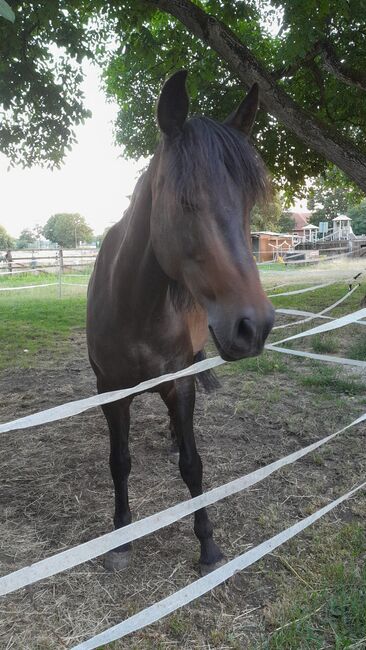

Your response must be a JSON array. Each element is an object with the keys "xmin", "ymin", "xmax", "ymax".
[{"xmin": 149, "ymin": 0, "xmax": 366, "ymax": 192}]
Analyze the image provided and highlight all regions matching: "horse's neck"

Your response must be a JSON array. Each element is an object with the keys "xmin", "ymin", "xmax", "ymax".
[
  {"xmin": 119, "ymin": 171, "xmax": 152, "ymax": 250},
  {"xmin": 115, "ymin": 169, "xmax": 169, "ymax": 311}
]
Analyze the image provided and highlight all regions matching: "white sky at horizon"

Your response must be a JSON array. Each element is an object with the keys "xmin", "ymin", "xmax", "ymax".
[{"xmin": 0, "ymin": 63, "xmax": 146, "ymax": 238}]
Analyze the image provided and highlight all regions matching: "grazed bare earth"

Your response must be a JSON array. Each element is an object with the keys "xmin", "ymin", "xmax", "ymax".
[{"xmin": 0, "ymin": 332, "xmax": 365, "ymax": 649}]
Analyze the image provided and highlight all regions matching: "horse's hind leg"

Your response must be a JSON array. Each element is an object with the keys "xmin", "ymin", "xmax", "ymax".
[
  {"xmin": 160, "ymin": 378, "xmax": 225, "ymax": 574},
  {"xmin": 168, "ymin": 417, "xmax": 179, "ymax": 462},
  {"xmin": 162, "ymin": 381, "xmax": 179, "ymax": 460},
  {"xmin": 100, "ymin": 397, "xmax": 132, "ymax": 571}
]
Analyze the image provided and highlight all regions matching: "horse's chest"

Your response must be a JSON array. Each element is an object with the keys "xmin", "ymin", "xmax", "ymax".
[{"xmin": 185, "ymin": 308, "xmax": 209, "ymax": 354}]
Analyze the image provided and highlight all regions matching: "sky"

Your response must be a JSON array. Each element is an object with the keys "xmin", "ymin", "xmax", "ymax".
[{"xmin": 0, "ymin": 63, "xmax": 146, "ymax": 238}]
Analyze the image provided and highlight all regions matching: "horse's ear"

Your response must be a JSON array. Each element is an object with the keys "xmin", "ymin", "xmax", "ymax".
[
  {"xmin": 224, "ymin": 83, "xmax": 259, "ymax": 135},
  {"xmin": 157, "ymin": 70, "xmax": 189, "ymax": 137}
]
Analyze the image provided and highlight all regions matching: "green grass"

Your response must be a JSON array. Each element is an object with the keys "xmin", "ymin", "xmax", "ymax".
[
  {"xmin": 0, "ymin": 272, "xmax": 58, "ymax": 289},
  {"xmin": 269, "ymin": 282, "xmax": 364, "ymax": 316},
  {"xmin": 257, "ymin": 523, "xmax": 366, "ymax": 650},
  {"xmin": 0, "ymin": 294, "xmax": 86, "ymax": 369},
  {"xmin": 0, "ymin": 270, "xmax": 90, "ymax": 369},
  {"xmin": 0, "ymin": 270, "xmax": 90, "ymax": 288},
  {"xmin": 258, "ymin": 262, "xmax": 289, "ymax": 272},
  {"xmin": 219, "ymin": 350, "xmax": 289, "ymax": 376},
  {"xmin": 299, "ymin": 364, "xmax": 366, "ymax": 395},
  {"xmin": 311, "ymin": 334, "xmax": 340, "ymax": 354},
  {"xmin": 348, "ymin": 335, "xmax": 366, "ymax": 361}
]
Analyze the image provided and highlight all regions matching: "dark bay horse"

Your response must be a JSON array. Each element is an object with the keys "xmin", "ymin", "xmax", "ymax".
[{"xmin": 87, "ymin": 71, "xmax": 274, "ymax": 574}]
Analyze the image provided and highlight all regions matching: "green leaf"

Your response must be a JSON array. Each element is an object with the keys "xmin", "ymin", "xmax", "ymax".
[{"xmin": 0, "ymin": 0, "xmax": 15, "ymax": 22}]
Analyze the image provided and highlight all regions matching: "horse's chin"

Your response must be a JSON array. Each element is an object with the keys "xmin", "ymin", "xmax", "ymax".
[{"xmin": 209, "ymin": 326, "xmax": 263, "ymax": 362}]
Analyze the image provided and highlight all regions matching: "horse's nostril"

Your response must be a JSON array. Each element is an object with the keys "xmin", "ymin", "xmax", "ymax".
[
  {"xmin": 236, "ymin": 306, "xmax": 274, "ymax": 348},
  {"xmin": 237, "ymin": 317, "xmax": 256, "ymax": 342}
]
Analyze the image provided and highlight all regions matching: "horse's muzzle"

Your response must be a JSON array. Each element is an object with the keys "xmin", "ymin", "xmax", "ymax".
[{"xmin": 209, "ymin": 302, "xmax": 275, "ymax": 361}]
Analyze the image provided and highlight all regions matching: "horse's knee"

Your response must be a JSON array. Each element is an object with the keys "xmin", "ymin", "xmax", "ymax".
[{"xmin": 179, "ymin": 452, "xmax": 202, "ymax": 487}]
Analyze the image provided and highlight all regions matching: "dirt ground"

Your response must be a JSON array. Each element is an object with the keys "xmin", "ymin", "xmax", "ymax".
[{"xmin": 0, "ymin": 330, "xmax": 365, "ymax": 649}]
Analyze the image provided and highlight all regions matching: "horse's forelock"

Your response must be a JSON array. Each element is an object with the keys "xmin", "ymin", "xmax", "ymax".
[{"xmin": 163, "ymin": 117, "xmax": 269, "ymax": 209}]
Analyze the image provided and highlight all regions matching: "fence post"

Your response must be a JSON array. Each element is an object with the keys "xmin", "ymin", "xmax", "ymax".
[{"xmin": 58, "ymin": 249, "xmax": 62, "ymax": 299}]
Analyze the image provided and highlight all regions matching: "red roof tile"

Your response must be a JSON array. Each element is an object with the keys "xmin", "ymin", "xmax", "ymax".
[{"xmin": 288, "ymin": 211, "xmax": 312, "ymax": 230}]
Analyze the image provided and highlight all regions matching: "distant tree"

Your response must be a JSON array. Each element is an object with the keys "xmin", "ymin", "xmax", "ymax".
[
  {"xmin": 348, "ymin": 201, "xmax": 366, "ymax": 236},
  {"xmin": 33, "ymin": 223, "xmax": 44, "ymax": 241},
  {"xmin": 43, "ymin": 213, "xmax": 94, "ymax": 248},
  {"xmin": 306, "ymin": 167, "xmax": 364, "ymax": 226},
  {"xmin": 16, "ymin": 228, "xmax": 37, "ymax": 249},
  {"xmin": 251, "ymin": 192, "xmax": 283, "ymax": 232},
  {"xmin": 278, "ymin": 213, "xmax": 296, "ymax": 233},
  {"xmin": 0, "ymin": 224, "xmax": 14, "ymax": 249},
  {"xmin": 95, "ymin": 226, "xmax": 112, "ymax": 247},
  {"xmin": 307, "ymin": 181, "xmax": 350, "ymax": 226}
]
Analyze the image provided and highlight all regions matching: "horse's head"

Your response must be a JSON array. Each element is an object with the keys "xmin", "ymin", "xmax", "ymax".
[{"xmin": 150, "ymin": 71, "xmax": 274, "ymax": 361}]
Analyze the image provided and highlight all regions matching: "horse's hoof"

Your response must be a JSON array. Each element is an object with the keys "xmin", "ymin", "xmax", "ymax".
[
  {"xmin": 200, "ymin": 556, "xmax": 227, "ymax": 576},
  {"xmin": 103, "ymin": 548, "xmax": 132, "ymax": 571}
]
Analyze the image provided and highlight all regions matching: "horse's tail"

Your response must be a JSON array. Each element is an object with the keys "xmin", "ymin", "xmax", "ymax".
[{"xmin": 194, "ymin": 350, "xmax": 221, "ymax": 392}]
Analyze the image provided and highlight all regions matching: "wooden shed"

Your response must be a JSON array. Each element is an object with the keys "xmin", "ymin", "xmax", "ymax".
[{"xmin": 251, "ymin": 231, "xmax": 294, "ymax": 262}]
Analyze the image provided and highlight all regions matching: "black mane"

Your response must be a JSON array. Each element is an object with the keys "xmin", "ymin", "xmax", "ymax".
[{"xmin": 164, "ymin": 116, "xmax": 269, "ymax": 209}]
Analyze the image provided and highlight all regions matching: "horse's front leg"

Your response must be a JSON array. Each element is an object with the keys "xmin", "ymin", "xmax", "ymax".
[
  {"xmin": 160, "ymin": 378, "xmax": 225, "ymax": 574},
  {"xmin": 101, "ymin": 397, "xmax": 132, "ymax": 570}
]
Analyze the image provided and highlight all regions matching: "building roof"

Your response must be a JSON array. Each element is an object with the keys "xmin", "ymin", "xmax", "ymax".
[
  {"xmin": 333, "ymin": 215, "xmax": 351, "ymax": 221},
  {"xmin": 287, "ymin": 211, "xmax": 312, "ymax": 230},
  {"xmin": 303, "ymin": 224, "xmax": 319, "ymax": 230}
]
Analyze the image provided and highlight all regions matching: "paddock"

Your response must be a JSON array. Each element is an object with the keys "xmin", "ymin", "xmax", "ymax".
[{"xmin": 0, "ymin": 260, "xmax": 365, "ymax": 649}]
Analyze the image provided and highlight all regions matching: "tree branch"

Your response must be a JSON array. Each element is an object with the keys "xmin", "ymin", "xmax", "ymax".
[
  {"xmin": 272, "ymin": 39, "xmax": 366, "ymax": 93},
  {"xmin": 271, "ymin": 41, "xmax": 323, "ymax": 80},
  {"xmin": 147, "ymin": 0, "xmax": 366, "ymax": 192},
  {"xmin": 321, "ymin": 42, "xmax": 366, "ymax": 92}
]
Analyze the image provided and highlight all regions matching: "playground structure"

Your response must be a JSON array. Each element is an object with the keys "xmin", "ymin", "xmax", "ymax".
[{"xmin": 252, "ymin": 212, "xmax": 366, "ymax": 263}]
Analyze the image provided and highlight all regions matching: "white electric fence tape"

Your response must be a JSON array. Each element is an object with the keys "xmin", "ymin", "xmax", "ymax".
[
  {"xmin": 0, "ymin": 356, "xmax": 225, "ymax": 434},
  {"xmin": 71, "ymin": 481, "xmax": 366, "ymax": 650},
  {"xmin": 256, "ymin": 253, "xmax": 352, "ymax": 266},
  {"xmin": 268, "ymin": 282, "xmax": 334, "ymax": 297},
  {"xmin": 266, "ymin": 345, "xmax": 366, "ymax": 368},
  {"xmin": 273, "ymin": 284, "xmax": 359, "ymax": 330},
  {"xmin": 284, "ymin": 252, "xmax": 354, "ymax": 265},
  {"xmin": 0, "ymin": 411, "xmax": 364, "ymax": 597},
  {"xmin": 272, "ymin": 307, "xmax": 366, "ymax": 346},
  {"xmin": 276, "ymin": 308, "xmax": 332, "ymax": 320},
  {"xmin": 61, "ymin": 282, "xmax": 88, "ymax": 287},
  {"xmin": 0, "ymin": 283, "xmax": 58, "ymax": 292},
  {"xmin": 1, "ymin": 307, "xmax": 366, "ymax": 435},
  {"xmin": 0, "ymin": 266, "xmax": 59, "ymax": 276}
]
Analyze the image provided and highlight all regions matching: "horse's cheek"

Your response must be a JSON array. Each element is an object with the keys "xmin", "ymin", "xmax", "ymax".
[{"xmin": 151, "ymin": 226, "xmax": 182, "ymax": 280}]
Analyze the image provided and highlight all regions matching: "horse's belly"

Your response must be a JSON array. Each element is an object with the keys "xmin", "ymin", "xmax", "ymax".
[{"xmin": 186, "ymin": 308, "xmax": 209, "ymax": 354}]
